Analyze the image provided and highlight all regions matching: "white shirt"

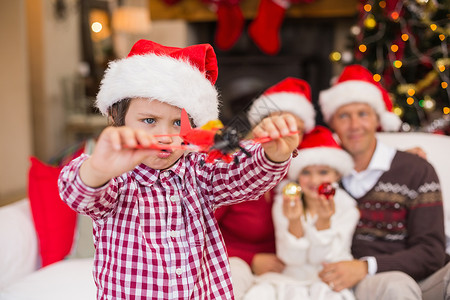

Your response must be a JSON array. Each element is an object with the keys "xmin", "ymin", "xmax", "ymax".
[
  {"xmin": 342, "ymin": 140, "xmax": 396, "ymax": 199},
  {"xmin": 272, "ymin": 187, "xmax": 359, "ymax": 282},
  {"xmin": 341, "ymin": 140, "xmax": 396, "ymax": 275}
]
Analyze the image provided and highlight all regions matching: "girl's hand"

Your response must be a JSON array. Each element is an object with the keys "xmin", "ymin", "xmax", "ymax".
[
  {"xmin": 282, "ymin": 194, "xmax": 303, "ymax": 221},
  {"xmin": 283, "ymin": 194, "xmax": 304, "ymax": 238},
  {"xmin": 315, "ymin": 194, "xmax": 336, "ymax": 230},
  {"xmin": 80, "ymin": 126, "xmax": 158, "ymax": 187},
  {"xmin": 252, "ymin": 113, "xmax": 302, "ymax": 163}
]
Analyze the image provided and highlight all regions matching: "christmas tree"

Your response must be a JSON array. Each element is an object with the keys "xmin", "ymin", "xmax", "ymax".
[{"xmin": 332, "ymin": 0, "xmax": 449, "ymax": 133}]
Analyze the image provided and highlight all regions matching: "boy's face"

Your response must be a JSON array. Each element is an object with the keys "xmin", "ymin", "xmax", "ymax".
[
  {"xmin": 125, "ymin": 98, "xmax": 185, "ymax": 170},
  {"xmin": 297, "ymin": 165, "xmax": 340, "ymax": 200},
  {"xmin": 329, "ymin": 103, "xmax": 379, "ymax": 159}
]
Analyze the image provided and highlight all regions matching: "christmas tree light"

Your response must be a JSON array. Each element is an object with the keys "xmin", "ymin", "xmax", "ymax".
[{"xmin": 332, "ymin": 0, "xmax": 449, "ymax": 133}]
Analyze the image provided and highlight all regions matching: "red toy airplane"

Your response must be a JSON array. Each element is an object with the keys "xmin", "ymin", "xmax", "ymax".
[{"xmin": 131, "ymin": 109, "xmax": 298, "ymax": 165}]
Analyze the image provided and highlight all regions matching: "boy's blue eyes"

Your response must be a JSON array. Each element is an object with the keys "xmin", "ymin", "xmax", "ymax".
[
  {"xmin": 143, "ymin": 118, "xmax": 155, "ymax": 124},
  {"xmin": 142, "ymin": 118, "xmax": 181, "ymax": 126}
]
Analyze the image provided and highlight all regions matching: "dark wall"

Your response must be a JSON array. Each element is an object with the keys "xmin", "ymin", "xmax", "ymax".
[{"xmin": 191, "ymin": 18, "xmax": 341, "ymax": 133}]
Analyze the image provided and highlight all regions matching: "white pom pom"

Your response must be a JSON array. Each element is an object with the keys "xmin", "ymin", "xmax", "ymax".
[{"xmin": 380, "ymin": 112, "xmax": 402, "ymax": 132}]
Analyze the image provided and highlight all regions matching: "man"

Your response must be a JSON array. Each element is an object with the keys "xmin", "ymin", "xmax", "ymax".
[{"xmin": 317, "ymin": 64, "xmax": 450, "ymax": 300}]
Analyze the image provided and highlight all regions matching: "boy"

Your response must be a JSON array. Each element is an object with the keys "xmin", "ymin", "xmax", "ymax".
[{"xmin": 58, "ymin": 40, "xmax": 299, "ymax": 299}]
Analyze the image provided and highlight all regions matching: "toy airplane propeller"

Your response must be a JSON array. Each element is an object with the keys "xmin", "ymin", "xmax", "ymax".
[{"xmin": 131, "ymin": 109, "xmax": 298, "ymax": 165}]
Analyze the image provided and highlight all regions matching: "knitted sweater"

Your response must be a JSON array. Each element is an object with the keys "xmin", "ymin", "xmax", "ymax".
[{"xmin": 350, "ymin": 150, "xmax": 447, "ymax": 281}]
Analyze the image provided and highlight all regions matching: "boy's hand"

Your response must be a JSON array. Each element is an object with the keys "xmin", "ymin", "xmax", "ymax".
[
  {"xmin": 252, "ymin": 113, "xmax": 302, "ymax": 162},
  {"xmin": 80, "ymin": 126, "xmax": 157, "ymax": 187}
]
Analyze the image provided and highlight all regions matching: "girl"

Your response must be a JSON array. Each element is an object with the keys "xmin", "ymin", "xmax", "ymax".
[{"xmin": 244, "ymin": 125, "xmax": 359, "ymax": 300}]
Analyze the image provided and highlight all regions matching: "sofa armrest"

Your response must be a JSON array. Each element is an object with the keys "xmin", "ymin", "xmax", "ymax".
[{"xmin": 0, "ymin": 199, "xmax": 39, "ymax": 289}]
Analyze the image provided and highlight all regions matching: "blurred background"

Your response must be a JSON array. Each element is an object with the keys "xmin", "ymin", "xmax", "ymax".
[{"xmin": 0, "ymin": 0, "xmax": 448, "ymax": 206}]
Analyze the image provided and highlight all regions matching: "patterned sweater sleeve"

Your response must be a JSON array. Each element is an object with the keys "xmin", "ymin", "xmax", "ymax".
[{"xmin": 58, "ymin": 154, "xmax": 119, "ymax": 220}]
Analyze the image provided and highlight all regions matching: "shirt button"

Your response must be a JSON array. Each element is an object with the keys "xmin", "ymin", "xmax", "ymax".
[
  {"xmin": 164, "ymin": 172, "xmax": 170, "ymax": 178},
  {"xmin": 170, "ymin": 195, "xmax": 179, "ymax": 202},
  {"xmin": 175, "ymin": 268, "xmax": 183, "ymax": 276},
  {"xmin": 170, "ymin": 230, "xmax": 178, "ymax": 238}
]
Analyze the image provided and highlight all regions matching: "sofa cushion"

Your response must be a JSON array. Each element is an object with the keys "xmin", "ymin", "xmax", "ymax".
[
  {"xmin": 0, "ymin": 199, "xmax": 38, "ymax": 289},
  {"xmin": 0, "ymin": 258, "xmax": 96, "ymax": 300},
  {"xmin": 28, "ymin": 157, "xmax": 77, "ymax": 267}
]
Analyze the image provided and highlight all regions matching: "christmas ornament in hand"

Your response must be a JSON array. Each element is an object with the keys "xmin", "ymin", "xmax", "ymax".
[
  {"xmin": 318, "ymin": 182, "xmax": 337, "ymax": 200},
  {"xmin": 248, "ymin": 0, "xmax": 317, "ymax": 55}
]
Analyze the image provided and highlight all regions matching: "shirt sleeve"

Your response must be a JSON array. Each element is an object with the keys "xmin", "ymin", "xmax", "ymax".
[
  {"xmin": 306, "ymin": 189, "xmax": 359, "ymax": 265},
  {"xmin": 201, "ymin": 143, "xmax": 291, "ymax": 207},
  {"xmin": 273, "ymin": 188, "xmax": 359, "ymax": 267},
  {"xmin": 58, "ymin": 154, "xmax": 119, "ymax": 220},
  {"xmin": 272, "ymin": 191, "xmax": 309, "ymax": 266}
]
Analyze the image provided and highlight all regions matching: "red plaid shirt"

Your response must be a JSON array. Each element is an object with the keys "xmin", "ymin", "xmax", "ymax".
[{"xmin": 59, "ymin": 144, "xmax": 289, "ymax": 299}]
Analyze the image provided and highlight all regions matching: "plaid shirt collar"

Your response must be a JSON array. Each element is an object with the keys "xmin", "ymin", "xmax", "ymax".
[{"xmin": 132, "ymin": 154, "xmax": 187, "ymax": 187}]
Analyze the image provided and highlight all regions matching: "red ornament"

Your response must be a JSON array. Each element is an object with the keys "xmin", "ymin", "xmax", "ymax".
[{"xmin": 318, "ymin": 182, "xmax": 336, "ymax": 199}]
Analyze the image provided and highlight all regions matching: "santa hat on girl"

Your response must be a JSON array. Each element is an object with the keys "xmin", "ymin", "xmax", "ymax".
[
  {"xmin": 247, "ymin": 77, "xmax": 316, "ymax": 133},
  {"xmin": 319, "ymin": 64, "xmax": 402, "ymax": 132},
  {"xmin": 287, "ymin": 126, "xmax": 354, "ymax": 181},
  {"xmin": 95, "ymin": 39, "xmax": 219, "ymax": 127}
]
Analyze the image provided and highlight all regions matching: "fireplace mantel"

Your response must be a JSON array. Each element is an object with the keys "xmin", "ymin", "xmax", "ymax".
[{"xmin": 149, "ymin": 0, "xmax": 358, "ymax": 22}]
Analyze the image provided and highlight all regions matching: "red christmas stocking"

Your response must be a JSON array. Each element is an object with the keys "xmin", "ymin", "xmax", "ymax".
[
  {"xmin": 214, "ymin": 2, "xmax": 245, "ymax": 51},
  {"xmin": 248, "ymin": 0, "xmax": 289, "ymax": 55}
]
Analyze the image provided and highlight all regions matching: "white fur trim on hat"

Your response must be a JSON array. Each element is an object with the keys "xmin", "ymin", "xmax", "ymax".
[
  {"xmin": 287, "ymin": 147, "xmax": 354, "ymax": 181},
  {"xmin": 96, "ymin": 54, "xmax": 219, "ymax": 127},
  {"xmin": 319, "ymin": 80, "xmax": 401, "ymax": 132},
  {"xmin": 380, "ymin": 111, "xmax": 403, "ymax": 132},
  {"xmin": 247, "ymin": 92, "xmax": 315, "ymax": 133}
]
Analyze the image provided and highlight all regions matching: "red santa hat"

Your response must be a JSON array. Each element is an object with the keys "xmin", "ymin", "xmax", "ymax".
[
  {"xmin": 319, "ymin": 65, "xmax": 402, "ymax": 132},
  {"xmin": 287, "ymin": 126, "xmax": 354, "ymax": 181},
  {"xmin": 247, "ymin": 77, "xmax": 316, "ymax": 133},
  {"xmin": 95, "ymin": 39, "xmax": 219, "ymax": 127}
]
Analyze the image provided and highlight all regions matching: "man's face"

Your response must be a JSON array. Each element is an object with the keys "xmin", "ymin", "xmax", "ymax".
[{"xmin": 330, "ymin": 103, "xmax": 379, "ymax": 158}]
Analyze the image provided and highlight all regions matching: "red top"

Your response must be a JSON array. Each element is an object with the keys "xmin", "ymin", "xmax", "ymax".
[{"xmin": 215, "ymin": 191, "xmax": 276, "ymax": 266}]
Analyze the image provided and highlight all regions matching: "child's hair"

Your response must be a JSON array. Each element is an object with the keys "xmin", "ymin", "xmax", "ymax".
[{"xmin": 108, "ymin": 98, "xmax": 131, "ymax": 127}]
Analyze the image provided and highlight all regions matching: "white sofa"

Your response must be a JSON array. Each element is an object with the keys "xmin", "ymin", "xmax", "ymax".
[
  {"xmin": 0, "ymin": 200, "xmax": 96, "ymax": 300},
  {"xmin": 0, "ymin": 132, "xmax": 449, "ymax": 299}
]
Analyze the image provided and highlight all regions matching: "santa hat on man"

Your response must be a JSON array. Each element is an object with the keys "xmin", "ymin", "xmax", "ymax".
[
  {"xmin": 287, "ymin": 125, "xmax": 354, "ymax": 181},
  {"xmin": 247, "ymin": 77, "xmax": 316, "ymax": 133},
  {"xmin": 319, "ymin": 64, "xmax": 402, "ymax": 132},
  {"xmin": 96, "ymin": 39, "xmax": 219, "ymax": 127}
]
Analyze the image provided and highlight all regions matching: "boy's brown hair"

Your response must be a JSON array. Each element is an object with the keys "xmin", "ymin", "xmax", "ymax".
[{"xmin": 108, "ymin": 98, "xmax": 131, "ymax": 127}]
